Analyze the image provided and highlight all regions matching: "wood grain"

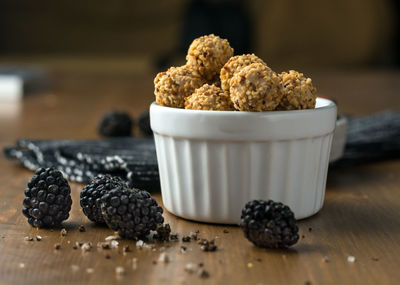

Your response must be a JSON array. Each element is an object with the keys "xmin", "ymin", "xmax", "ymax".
[{"xmin": 0, "ymin": 66, "xmax": 399, "ymax": 285}]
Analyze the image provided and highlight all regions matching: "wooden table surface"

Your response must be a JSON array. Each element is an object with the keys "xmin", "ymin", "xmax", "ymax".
[{"xmin": 0, "ymin": 66, "xmax": 400, "ymax": 285}]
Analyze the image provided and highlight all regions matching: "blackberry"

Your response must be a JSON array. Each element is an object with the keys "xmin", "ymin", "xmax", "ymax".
[
  {"xmin": 22, "ymin": 168, "xmax": 72, "ymax": 228},
  {"xmin": 138, "ymin": 111, "xmax": 153, "ymax": 136},
  {"xmin": 98, "ymin": 111, "xmax": 133, "ymax": 137},
  {"xmin": 100, "ymin": 188, "xmax": 164, "ymax": 239},
  {"xmin": 240, "ymin": 200, "xmax": 299, "ymax": 248},
  {"xmin": 80, "ymin": 174, "xmax": 126, "ymax": 224}
]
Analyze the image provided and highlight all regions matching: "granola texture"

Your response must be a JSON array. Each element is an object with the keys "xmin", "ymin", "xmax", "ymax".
[
  {"xmin": 220, "ymin": 54, "xmax": 268, "ymax": 94},
  {"xmin": 186, "ymin": 34, "xmax": 234, "ymax": 82},
  {"xmin": 154, "ymin": 65, "xmax": 205, "ymax": 108},
  {"xmin": 278, "ymin": 70, "xmax": 317, "ymax": 110},
  {"xmin": 184, "ymin": 84, "xmax": 234, "ymax": 111},
  {"xmin": 230, "ymin": 63, "xmax": 282, "ymax": 112}
]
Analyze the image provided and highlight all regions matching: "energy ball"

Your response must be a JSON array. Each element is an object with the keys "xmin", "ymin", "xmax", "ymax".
[
  {"xmin": 185, "ymin": 84, "xmax": 234, "ymax": 111},
  {"xmin": 220, "ymin": 54, "xmax": 268, "ymax": 94},
  {"xmin": 230, "ymin": 63, "xmax": 282, "ymax": 111},
  {"xmin": 154, "ymin": 65, "xmax": 205, "ymax": 108},
  {"xmin": 278, "ymin": 70, "xmax": 317, "ymax": 110},
  {"xmin": 186, "ymin": 34, "xmax": 234, "ymax": 82}
]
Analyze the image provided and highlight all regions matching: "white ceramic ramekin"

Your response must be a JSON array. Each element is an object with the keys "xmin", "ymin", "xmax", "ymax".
[{"xmin": 150, "ymin": 98, "xmax": 337, "ymax": 224}]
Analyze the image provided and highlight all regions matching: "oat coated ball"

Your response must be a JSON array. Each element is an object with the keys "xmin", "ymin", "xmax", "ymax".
[
  {"xmin": 185, "ymin": 84, "xmax": 234, "ymax": 111},
  {"xmin": 278, "ymin": 70, "xmax": 317, "ymax": 110},
  {"xmin": 230, "ymin": 63, "xmax": 282, "ymax": 111},
  {"xmin": 220, "ymin": 54, "xmax": 268, "ymax": 94},
  {"xmin": 154, "ymin": 65, "xmax": 205, "ymax": 108},
  {"xmin": 186, "ymin": 34, "xmax": 234, "ymax": 82}
]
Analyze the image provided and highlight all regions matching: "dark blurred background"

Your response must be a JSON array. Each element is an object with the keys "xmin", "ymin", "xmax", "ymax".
[{"xmin": 0, "ymin": 0, "xmax": 399, "ymax": 72}]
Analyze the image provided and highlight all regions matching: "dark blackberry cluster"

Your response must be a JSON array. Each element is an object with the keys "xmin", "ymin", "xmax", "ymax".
[
  {"xmin": 138, "ymin": 111, "xmax": 153, "ymax": 136},
  {"xmin": 98, "ymin": 111, "xmax": 133, "ymax": 137},
  {"xmin": 100, "ymin": 188, "xmax": 164, "ymax": 239},
  {"xmin": 240, "ymin": 200, "xmax": 299, "ymax": 249},
  {"xmin": 80, "ymin": 175, "xmax": 126, "ymax": 223},
  {"xmin": 22, "ymin": 168, "xmax": 72, "ymax": 228}
]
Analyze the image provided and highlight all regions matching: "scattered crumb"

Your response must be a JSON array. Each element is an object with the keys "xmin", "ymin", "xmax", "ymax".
[
  {"xmin": 60, "ymin": 229, "xmax": 67, "ymax": 237},
  {"xmin": 256, "ymin": 258, "xmax": 262, "ymax": 262},
  {"xmin": 86, "ymin": 268, "xmax": 94, "ymax": 274},
  {"xmin": 322, "ymin": 256, "xmax": 330, "ymax": 263},
  {"xmin": 136, "ymin": 240, "xmax": 144, "ymax": 248},
  {"xmin": 247, "ymin": 263, "xmax": 253, "ymax": 268},
  {"xmin": 302, "ymin": 235, "xmax": 305, "ymax": 239},
  {"xmin": 81, "ymin": 242, "xmax": 92, "ymax": 252},
  {"xmin": 105, "ymin": 235, "xmax": 120, "ymax": 241},
  {"xmin": 189, "ymin": 232, "xmax": 198, "ymax": 241},
  {"xmin": 111, "ymin": 240, "xmax": 119, "ymax": 249},
  {"xmin": 199, "ymin": 239, "xmax": 217, "ymax": 252},
  {"xmin": 182, "ymin": 236, "xmax": 191, "ymax": 242},
  {"xmin": 180, "ymin": 246, "xmax": 187, "ymax": 254},
  {"xmin": 72, "ymin": 245, "xmax": 78, "ymax": 250},
  {"xmin": 347, "ymin": 256, "xmax": 356, "ymax": 263},
  {"xmin": 54, "ymin": 243, "xmax": 61, "ymax": 250},
  {"xmin": 24, "ymin": 236, "xmax": 33, "ymax": 242},
  {"xmin": 19, "ymin": 263, "xmax": 25, "ymax": 269},
  {"xmin": 97, "ymin": 241, "xmax": 110, "ymax": 249},
  {"xmin": 223, "ymin": 229, "xmax": 229, "ymax": 234},
  {"xmin": 308, "ymin": 227, "xmax": 312, "ymax": 232},
  {"xmin": 198, "ymin": 269, "xmax": 210, "ymax": 279},
  {"xmin": 372, "ymin": 257, "xmax": 379, "ymax": 262},
  {"xmin": 36, "ymin": 235, "xmax": 42, "ymax": 241},
  {"xmin": 198, "ymin": 262, "xmax": 204, "ymax": 267},
  {"xmin": 184, "ymin": 263, "xmax": 196, "ymax": 273},
  {"xmin": 158, "ymin": 252, "xmax": 170, "ymax": 263},
  {"xmin": 78, "ymin": 225, "xmax": 86, "ymax": 232},
  {"xmin": 170, "ymin": 233, "xmax": 179, "ymax": 241},
  {"xmin": 115, "ymin": 266, "xmax": 125, "ymax": 276},
  {"xmin": 123, "ymin": 245, "xmax": 130, "ymax": 253},
  {"xmin": 152, "ymin": 260, "xmax": 157, "ymax": 265},
  {"xmin": 105, "ymin": 254, "xmax": 111, "ymax": 259},
  {"xmin": 304, "ymin": 281, "xmax": 312, "ymax": 285}
]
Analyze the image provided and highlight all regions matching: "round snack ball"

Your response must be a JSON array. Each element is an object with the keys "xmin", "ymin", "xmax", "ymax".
[
  {"xmin": 220, "ymin": 54, "xmax": 268, "ymax": 94},
  {"xmin": 184, "ymin": 84, "xmax": 234, "ymax": 111},
  {"xmin": 186, "ymin": 34, "xmax": 234, "ymax": 82},
  {"xmin": 22, "ymin": 167, "xmax": 72, "ymax": 228},
  {"xmin": 154, "ymin": 65, "xmax": 205, "ymax": 108},
  {"xmin": 278, "ymin": 70, "xmax": 317, "ymax": 110},
  {"xmin": 230, "ymin": 63, "xmax": 282, "ymax": 111},
  {"xmin": 98, "ymin": 111, "xmax": 133, "ymax": 137}
]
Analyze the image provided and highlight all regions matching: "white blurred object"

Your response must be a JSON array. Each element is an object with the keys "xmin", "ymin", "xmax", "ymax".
[{"xmin": 0, "ymin": 75, "xmax": 23, "ymax": 101}]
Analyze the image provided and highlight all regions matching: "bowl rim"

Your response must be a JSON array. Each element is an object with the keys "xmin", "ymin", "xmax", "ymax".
[{"xmin": 150, "ymin": 97, "xmax": 336, "ymax": 116}]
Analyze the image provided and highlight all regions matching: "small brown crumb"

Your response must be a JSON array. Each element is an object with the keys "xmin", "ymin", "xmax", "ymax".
[
  {"xmin": 198, "ymin": 262, "xmax": 204, "ymax": 267},
  {"xmin": 199, "ymin": 239, "xmax": 217, "ymax": 252},
  {"xmin": 115, "ymin": 266, "xmax": 125, "ymax": 276},
  {"xmin": 170, "ymin": 233, "xmax": 179, "ymax": 241},
  {"xmin": 372, "ymin": 257, "xmax": 379, "ymax": 261},
  {"xmin": 60, "ymin": 228, "xmax": 67, "ymax": 236},
  {"xmin": 36, "ymin": 235, "xmax": 42, "ymax": 241},
  {"xmin": 54, "ymin": 243, "xmax": 61, "ymax": 250},
  {"xmin": 180, "ymin": 246, "xmax": 187, "ymax": 254},
  {"xmin": 105, "ymin": 254, "xmax": 111, "ymax": 259},
  {"xmin": 123, "ymin": 245, "xmax": 130, "ymax": 253},
  {"xmin": 72, "ymin": 245, "xmax": 78, "ymax": 250},
  {"xmin": 256, "ymin": 258, "xmax": 262, "ymax": 262},
  {"xmin": 322, "ymin": 256, "xmax": 330, "ymax": 263},
  {"xmin": 184, "ymin": 263, "xmax": 195, "ymax": 273},
  {"xmin": 302, "ymin": 235, "xmax": 305, "ymax": 239},
  {"xmin": 24, "ymin": 236, "xmax": 33, "ymax": 242},
  {"xmin": 158, "ymin": 252, "xmax": 170, "ymax": 263},
  {"xmin": 97, "ymin": 242, "xmax": 111, "ymax": 249},
  {"xmin": 223, "ymin": 229, "xmax": 229, "ymax": 234},
  {"xmin": 182, "ymin": 236, "xmax": 191, "ymax": 242},
  {"xmin": 198, "ymin": 268, "xmax": 210, "ymax": 279},
  {"xmin": 304, "ymin": 281, "xmax": 312, "ymax": 285},
  {"xmin": 152, "ymin": 260, "xmax": 157, "ymax": 265},
  {"xmin": 78, "ymin": 225, "xmax": 86, "ymax": 232},
  {"xmin": 308, "ymin": 227, "xmax": 312, "ymax": 232},
  {"xmin": 189, "ymin": 232, "xmax": 198, "ymax": 241}
]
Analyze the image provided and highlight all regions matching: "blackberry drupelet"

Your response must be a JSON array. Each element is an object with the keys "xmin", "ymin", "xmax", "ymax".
[
  {"xmin": 100, "ymin": 188, "xmax": 164, "ymax": 239},
  {"xmin": 22, "ymin": 168, "xmax": 72, "ymax": 228},
  {"xmin": 98, "ymin": 111, "xmax": 133, "ymax": 137},
  {"xmin": 240, "ymin": 200, "xmax": 299, "ymax": 248},
  {"xmin": 80, "ymin": 174, "xmax": 126, "ymax": 224},
  {"xmin": 138, "ymin": 111, "xmax": 153, "ymax": 136}
]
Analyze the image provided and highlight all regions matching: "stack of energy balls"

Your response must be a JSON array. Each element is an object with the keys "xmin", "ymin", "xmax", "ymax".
[{"xmin": 154, "ymin": 34, "xmax": 317, "ymax": 112}]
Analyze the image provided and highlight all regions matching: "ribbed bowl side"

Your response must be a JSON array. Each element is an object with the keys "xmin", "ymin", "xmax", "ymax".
[{"xmin": 154, "ymin": 133, "xmax": 334, "ymax": 224}]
